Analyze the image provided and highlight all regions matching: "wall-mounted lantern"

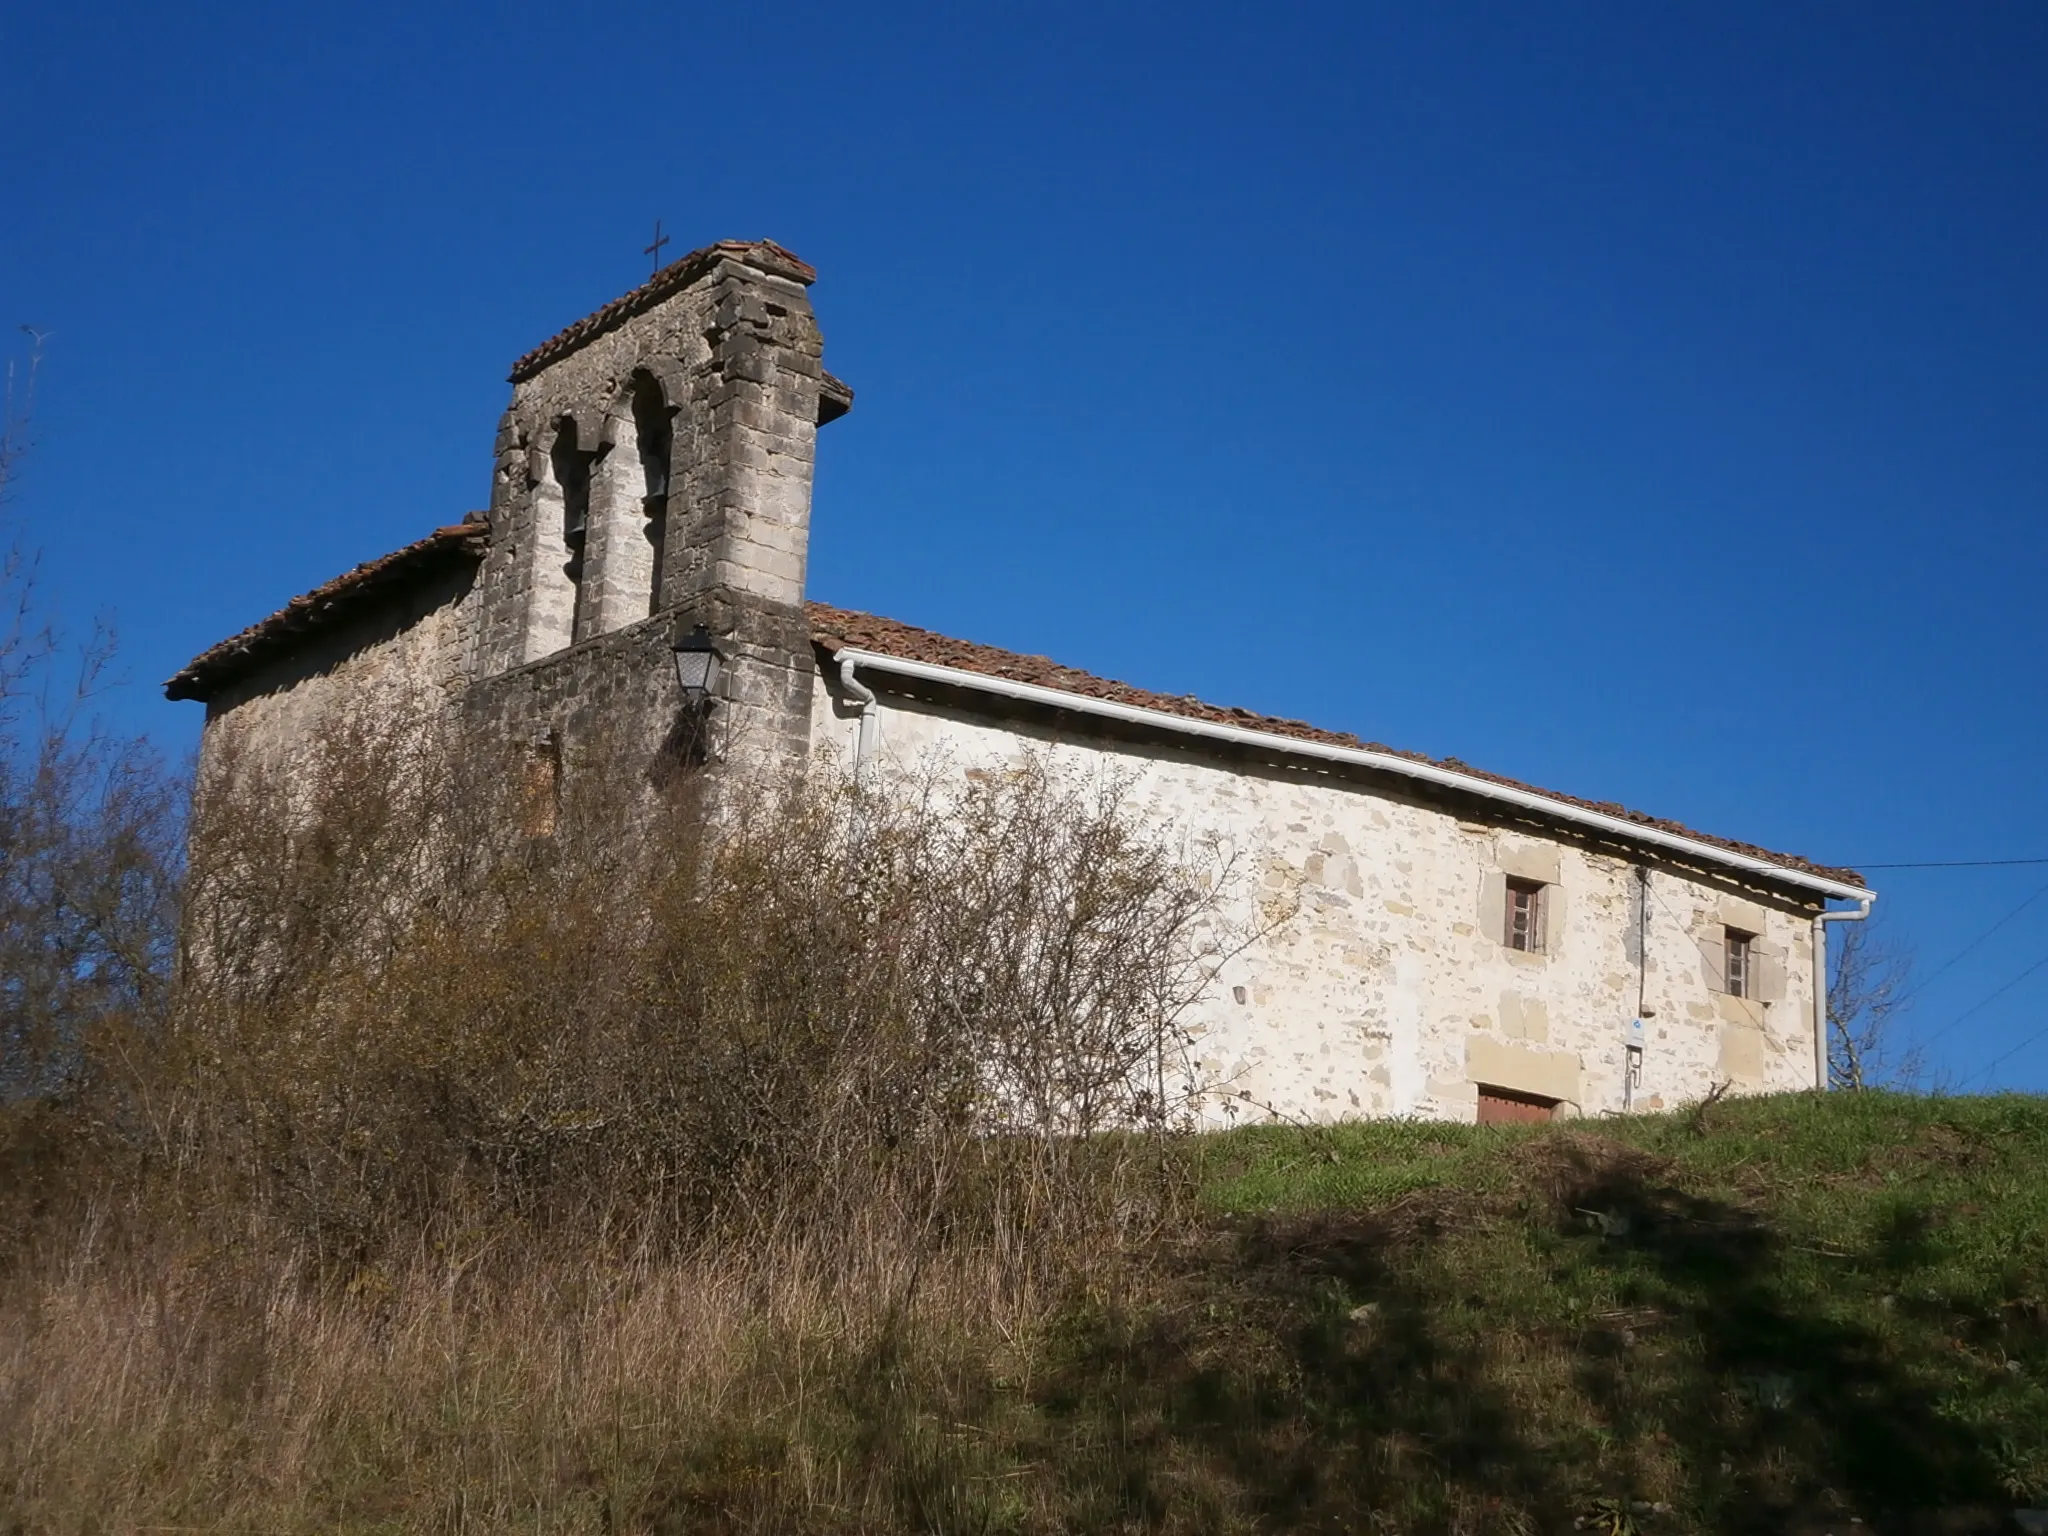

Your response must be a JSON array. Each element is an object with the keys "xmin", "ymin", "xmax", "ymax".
[{"xmin": 670, "ymin": 624, "xmax": 724, "ymax": 707}]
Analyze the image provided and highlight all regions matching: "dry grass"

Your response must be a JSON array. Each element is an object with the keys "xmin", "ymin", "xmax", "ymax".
[{"xmin": 2, "ymin": 1213, "xmax": 1079, "ymax": 1534}]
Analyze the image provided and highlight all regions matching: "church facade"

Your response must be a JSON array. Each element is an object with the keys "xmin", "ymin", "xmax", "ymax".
[{"xmin": 167, "ymin": 239, "xmax": 1874, "ymax": 1126}]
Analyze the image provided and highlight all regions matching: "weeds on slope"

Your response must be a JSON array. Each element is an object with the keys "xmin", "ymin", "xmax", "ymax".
[
  {"xmin": 3, "ymin": 696, "xmax": 2046, "ymax": 1532},
  {"xmin": 1, "ymin": 700, "xmax": 1253, "ymax": 1531}
]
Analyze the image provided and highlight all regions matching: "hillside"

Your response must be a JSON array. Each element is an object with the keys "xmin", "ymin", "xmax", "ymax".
[
  {"xmin": 1165, "ymin": 1090, "xmax": 2048, "ymax": 1532},
  {"xmin": 4, "ymin": 1091, "xmax": 2045, "ymax": 1534}
]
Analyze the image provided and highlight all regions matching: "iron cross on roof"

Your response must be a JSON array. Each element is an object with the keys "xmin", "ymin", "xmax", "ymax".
[{"xmin": 643, "ymin": 219, "xmax": 671, "ymax": 278}]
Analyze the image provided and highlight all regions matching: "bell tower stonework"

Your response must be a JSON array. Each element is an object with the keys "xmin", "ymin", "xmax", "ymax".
[{"xmin": 465, "ymin": 239, "xmax": 852, "ymax": 778}]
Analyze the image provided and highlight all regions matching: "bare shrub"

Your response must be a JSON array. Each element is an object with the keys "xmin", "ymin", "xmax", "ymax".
[
  {"xmin": 1, "ymin": 333, "xmax": 184, "ymax": 1243},
  {"xmin": 1828, "ymin": 918, "xmax": 1919, "ymax": 1090},
  {"xmin": 2, "ymin": 577, "xmax": 1257, "ymax": 1526},
  {"xmin": 0, "ymin": 708, "xmax": 182, "ymax": 1098},
  {"xmin": 161, "ymin": 698, "xmax": 1243, "ymax": 1259}
]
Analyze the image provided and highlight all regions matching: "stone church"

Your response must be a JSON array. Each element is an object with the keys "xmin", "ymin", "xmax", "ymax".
[{"xmin": 167, "ymin": 238, "xmax": 1875, "ymax": 1126}]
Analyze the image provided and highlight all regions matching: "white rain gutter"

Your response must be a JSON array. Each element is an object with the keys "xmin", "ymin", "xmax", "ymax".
[
  {"xmin": 830, "ymin": 647, "xmax": 1879, "ymax": 908},
  {"xmin": 1812, "ymin": 897, "xmax": 1876, "ymax": 1092}
]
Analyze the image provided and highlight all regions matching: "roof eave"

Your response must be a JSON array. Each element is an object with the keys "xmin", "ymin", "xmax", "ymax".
[
  {"xmin": 165, "ymin": 524, "xmax": 487, "ymax": 704},
  {"xmin": 508, "ymin": 238, "xmax": 818, "ymax": 383},
  {"xmin": 824, "ymin": 643, "xmax": 1875, "ymax": 904}
]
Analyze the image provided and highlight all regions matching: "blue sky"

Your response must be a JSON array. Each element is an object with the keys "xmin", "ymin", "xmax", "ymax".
[{"xmin": 3, "ymin": 1, "xmax": 2044, "ymax": 1087}]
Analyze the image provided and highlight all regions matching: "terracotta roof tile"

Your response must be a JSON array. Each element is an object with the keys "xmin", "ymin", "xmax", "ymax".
[
  {"xmin": 162, "ymin": 521, "xmax": 1861, "ymax": 888},
  {"xmin": 164, "ymin": 519, "xmax": 487, "ymax": 702},
  {"xmin": 509, "ymin": 239, "xmax": 817, "ymax": 383},
  {"xmin": 806, "ymin": 601, "xmax": 1864, "ymax": 888}
]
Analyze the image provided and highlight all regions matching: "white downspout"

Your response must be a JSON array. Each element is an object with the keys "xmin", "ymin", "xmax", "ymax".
[
  {"xmin": 1812, "ymin": 897, "xmax": 1875, "ymax": 1091},
  {"xmin": 837, "ymin": 655, "xmax": 879, "ymax": 775}
]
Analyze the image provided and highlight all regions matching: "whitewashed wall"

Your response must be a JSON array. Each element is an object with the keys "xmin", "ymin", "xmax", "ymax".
[{"xmin": 814, "ymin": 680, "xmax": 1822, "ymax": 1127}]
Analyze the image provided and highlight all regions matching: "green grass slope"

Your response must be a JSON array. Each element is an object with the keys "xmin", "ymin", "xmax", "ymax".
[{"xmin": 1075, "ymin": 1090, "xmax": 2048, "ymax": 1532}]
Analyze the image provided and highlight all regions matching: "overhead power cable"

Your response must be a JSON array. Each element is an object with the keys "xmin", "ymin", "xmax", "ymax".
[
  {"xmin": 1851, "ymin": 857, "xmax": 2048, "ymax": 870},
  {"xmin": 1896, "ymin": 874, "xmax": 2048, "ymax": 1014},
  {"xmin": 1919, "ymin": 948, "xmax": 2048, "ymax": 1075},
  {"xmin": 1960, "ymin": 1011, "xmax": 2048, "ymax": 1091}
]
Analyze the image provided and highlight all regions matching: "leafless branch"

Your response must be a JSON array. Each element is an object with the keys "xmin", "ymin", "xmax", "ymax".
[{"xmin": 1828, "ymin": 919, "xmax": 1920, "ymax": 1089}]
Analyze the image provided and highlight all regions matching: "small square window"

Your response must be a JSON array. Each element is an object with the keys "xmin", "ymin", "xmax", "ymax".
[
  {"xmin": 1505, "ymin": 878, "xmax": 1544, "ymax": 953},
  {"xmin": 1725, "ymin": 929, "xmax": 1754, "ymax": 999}
]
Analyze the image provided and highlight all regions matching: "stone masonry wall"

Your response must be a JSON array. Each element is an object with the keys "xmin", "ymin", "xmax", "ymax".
[
  {"xmin": 197, "ymin": 564, "xmax": 478, "ymax": 779},
  {"xmin": 814, "ymin": 673, "xmax": 1825, "ymax": 1128},
  {"xmin": 466, "ymin": 245, "xmax": 830, "ymax": 788},
  {"xmin": 190, "ymin": 243, "xmax": 836, "ymax": 862},
  {"xmin": 454, "ymin": 591, "xmax": 818, "ymax": 805}
]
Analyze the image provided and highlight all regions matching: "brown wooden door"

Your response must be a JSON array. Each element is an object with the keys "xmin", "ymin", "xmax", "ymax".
[{"xmin": 1476, "ymin": 1085, "xmax": 1558, "ymax": 1125}]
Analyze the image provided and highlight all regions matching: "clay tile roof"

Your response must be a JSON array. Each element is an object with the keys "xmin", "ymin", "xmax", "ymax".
[
  {"xmin": 509, "ymin": 238, "xmax": 818, "ymax": 383},
  {"xmin": 162, "ymin": 528, "xmax": 1860, "ymax": 887},
  {"xmin": 806, "ymin": 601, "xmax": 1865, "ymax": 889},
  {"xmin": 164, "ymin": 519, "xmax": 487, "ymax": 703}
]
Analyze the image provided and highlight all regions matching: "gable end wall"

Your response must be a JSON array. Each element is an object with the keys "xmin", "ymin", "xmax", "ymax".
[{"xmin": 196, "ymin": 563, "xmax": 479, "ymax": 780}]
